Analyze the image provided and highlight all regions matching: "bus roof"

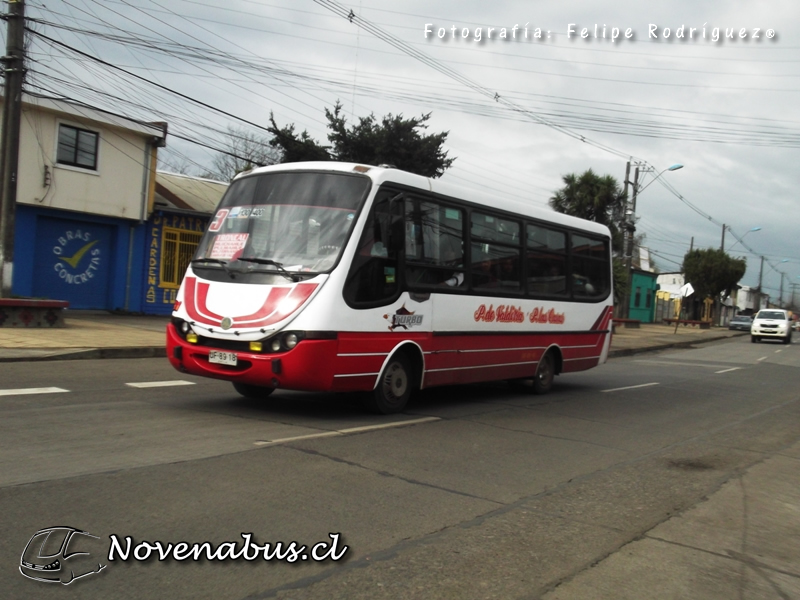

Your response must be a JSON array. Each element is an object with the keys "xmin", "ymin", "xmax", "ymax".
[{"xmin": 236, "ymin": 161, "xmax": 612, "ymax": 238}]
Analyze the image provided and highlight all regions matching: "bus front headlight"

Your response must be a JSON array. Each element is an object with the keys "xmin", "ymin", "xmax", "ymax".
[{"xmin": 284, "ymin": 333, "xmax": 299, "ymax": 349}]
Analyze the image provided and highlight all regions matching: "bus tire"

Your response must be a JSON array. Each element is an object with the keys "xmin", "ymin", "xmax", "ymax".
[
  {"xmin": 533, "ymin": 351, "xmax": 555, "ymax": 395},
  {"xmin": 367, "ymin": 352, "xmax": 413, "ymax": 414},
  {"xmin": 233, "ymin": 382, "xmax": 275, "ymax": 400}
]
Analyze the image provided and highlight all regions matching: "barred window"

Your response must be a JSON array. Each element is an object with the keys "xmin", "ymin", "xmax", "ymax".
[{"xmin": 161, "ymin": 228, "xmax": 203, "ymax": 287}]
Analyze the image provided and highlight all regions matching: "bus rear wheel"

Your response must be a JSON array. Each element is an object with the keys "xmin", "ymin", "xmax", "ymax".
[
  {"xmin": 366, "ymin": 353, "xmax": 413, "ymax": 414},
  {"xmin": 233, "ymin": 382, "xmax": 275, "ymax": 400},
  {"xmin": 533, "ymin": 351, "xmax": 555, "ymax": 395}
]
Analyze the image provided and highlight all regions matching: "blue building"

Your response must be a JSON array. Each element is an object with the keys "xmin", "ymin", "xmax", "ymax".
[{"xmin": 6, "ymin": 94, "xmax": 224, "ymax": 313}]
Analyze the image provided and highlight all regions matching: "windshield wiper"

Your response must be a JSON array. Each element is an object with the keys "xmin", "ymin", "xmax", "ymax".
[
  {"xmin": 235, "ymin": 257, "xmax": 299, "ymax": 282},
  {"xmin": 190, "ymin": 258, "xmax": 235, "ymax": 279}
]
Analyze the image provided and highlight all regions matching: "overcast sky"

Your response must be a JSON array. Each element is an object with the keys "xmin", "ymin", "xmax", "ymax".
[{"xmin": 17, "ymin": 0, "xmax": 800, "ymax": 302}]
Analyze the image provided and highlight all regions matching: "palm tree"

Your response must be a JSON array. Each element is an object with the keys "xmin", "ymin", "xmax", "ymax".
[{"xmin": 549, "ymin": 170, "xmax": 627, "ymax": 254}]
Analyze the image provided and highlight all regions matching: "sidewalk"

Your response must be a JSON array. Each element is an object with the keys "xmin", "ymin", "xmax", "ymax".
[
  {"xmin": 0, "ymin": 311, "xmax": 744, "ymax": 362},
  {"xmin": 544, "ymin": 439, "xmax": 800, "ymax": 600},
  {"xmin": 0, "ymin": 310, "xmax": 171, "ymax": 361}
]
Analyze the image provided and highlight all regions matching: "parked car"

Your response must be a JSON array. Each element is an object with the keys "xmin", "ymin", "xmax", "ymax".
[
  {"xmin": 728, "ymin": 315, "xmax": 753, "ymax": 331},
  {"xmin": 751, "ymin": 309, "xmax": 793, "ymax": 344}
]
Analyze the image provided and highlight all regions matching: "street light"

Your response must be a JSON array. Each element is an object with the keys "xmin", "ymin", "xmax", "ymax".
[
  {"xmin": 758, "ymin": 258, "xmax": 789, "ymax": 308},
  {"xmin": 621, "ymin": 162, "xmax": 683, "ymax": 319},
  {"xmin": 724, "ymin": 226, "xmax": 761, "ymax": 252},
  {"xmin": 635, "ymin": 164, "xmax": 684, "ymax": 198}
]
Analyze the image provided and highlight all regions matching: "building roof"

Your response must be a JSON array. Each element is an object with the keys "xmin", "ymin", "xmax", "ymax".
[
  {"xmin": 16, "ymin": 92, "xmax": 167, "ymax": 141},
  {"xmin": 155, "ymin": 171, "xmax": 228, "ymax": 214}
]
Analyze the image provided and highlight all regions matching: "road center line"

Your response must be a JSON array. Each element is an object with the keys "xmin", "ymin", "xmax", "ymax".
[
  {"xmin": 757, "ymin": 356, "xmax": 768, "ymax": 362},
  {"xmin": 0, "ymin": 387, "xmax": 69, "ymax": 397},
  {"xmin": 715, "ymin": 367, "xmax": 741, "ymax": 374},
  {"xmin": 254, "ymin": 417, "xmax": 441, "ymax": 446},
  {"xmin": 601, "ymin": 382, "xmax": 660, "ymax": 393},
  {"xmin": 125, "ymin": 380, "xmax": 197, "ymax": 388}
]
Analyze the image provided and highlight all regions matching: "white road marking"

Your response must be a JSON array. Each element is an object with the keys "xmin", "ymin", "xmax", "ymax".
[
  {"xmin": 634, "ymin": 360, "xmax": 733, "ymax": 369},
  {"xmin": 757, "ymin": 357, "xmax": 768, "ymax": 362},
  {"xmin": 254, "ymin": 417, "xmax": 441, "ymax": 446},
  {"xmin": 601, "ymin": 382, "xmax": 660, "ymax": 393},
  {"xmin": 125, "ymin": 380, "xmax": 196, "ymax": 388},
  {"xmin": 715, "ymin": 367, "xmax": 741, "ymax": 374},
  {"xmin": 0, "ymin": 387, "xmax": 69, "ymax": 397}
]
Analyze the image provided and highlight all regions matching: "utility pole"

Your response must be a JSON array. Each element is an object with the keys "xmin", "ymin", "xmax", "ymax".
[
  {"xmin": 619, "ymin": 161, "xmax": 631, "ymax": 318},
  {"xmin": 757, "ymin": 256, "xmax": 765, "ymax": 310},
  {"xmin": 0, "ymin": 0, "xmax": 26, "ymax": 297},
  {"xmin": 720, "ymin": 224, "xmax": 726, "ymax": 251},
  {"xmin": 622, "ymin": 165, "xmax": 639, "ymax": 319}
]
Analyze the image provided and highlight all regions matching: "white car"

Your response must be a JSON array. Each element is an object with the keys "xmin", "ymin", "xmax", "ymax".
[{"xmin": 751, "ymin": 309, "xmax": 793, "ymax": 344}]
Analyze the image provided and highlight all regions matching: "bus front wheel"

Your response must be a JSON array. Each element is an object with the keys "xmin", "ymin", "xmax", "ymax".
[
  {"xmin": 367, "ymin": 353, "xmax": 413, "ymax": 414},
  {"xmin": 233, "ymin": 382, "xmax": 275, "ymax": 400},
  {"xmin": 533, "ymin": 351, "xmax": 555, "ymax": 395}
]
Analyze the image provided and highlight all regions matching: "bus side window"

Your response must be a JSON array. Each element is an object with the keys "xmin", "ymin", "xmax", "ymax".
[
  {"xmin": 471, "ymin": 212, "xmax": 522, "ymax": 293},
  {"xmin": 344, "ymin": 195, "xmax": 400, "ymax": 307},
  {"xmin": 571, "ymin": 234, "xmax": 610, "ymax": 299},
  {"xmin": 404, "ymin": 199, "xmax": 466, "ymax": 290},
  {"xmin": 526, "ymin": 224, "xmax": 567, "ymax": 298}
]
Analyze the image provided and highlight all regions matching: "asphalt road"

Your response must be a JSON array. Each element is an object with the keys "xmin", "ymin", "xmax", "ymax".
[{"xmin": 1, "ymin": 335, "xmax": 798, "ymax": 599}]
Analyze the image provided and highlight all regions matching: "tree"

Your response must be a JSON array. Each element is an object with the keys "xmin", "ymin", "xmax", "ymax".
[
  {"xmin": 549, "ymin": 170, "xmax": 627, "ymax": 253},
  {"xmin": 205, "ymin": 126, "xmax": 281, "ymax": 182},
  {"xmin": 324, "ymin": 102, "xmax": 454, "ymax": 178},
  {"xmin": 682, "ymin": 248, "xmax": 746, "ymax": 302},
  {"xmin": 267, "ymin": 102, "xmax": 455, "ymax": 178},
  {"xmin": 267, "ymin": 115, "xmax": 331, "ymax": 163}
]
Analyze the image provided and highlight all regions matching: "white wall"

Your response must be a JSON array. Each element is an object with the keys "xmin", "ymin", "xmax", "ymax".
[{"xmin": 12, "ymin": 100, "xmax": 161, "ymax": 220}]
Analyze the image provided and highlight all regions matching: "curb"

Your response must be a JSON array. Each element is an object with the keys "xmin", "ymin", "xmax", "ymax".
[
  {"xmin": 0, "ymin": 346, "xmax": 167, "ymax": 363},
  {"xmin": 607, "ymin": 333, "xmax": 744, "ymax": 358}
]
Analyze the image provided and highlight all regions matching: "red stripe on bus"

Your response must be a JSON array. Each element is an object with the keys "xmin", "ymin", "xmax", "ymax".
[{"xmin": 184, "ymin": 277, "xmax": 318, "ymax": 329}]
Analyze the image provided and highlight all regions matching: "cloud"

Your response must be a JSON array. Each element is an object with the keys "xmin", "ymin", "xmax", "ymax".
[{"xmin": 26, "ymin": 0, "xmax": 799, "ymax": 298}]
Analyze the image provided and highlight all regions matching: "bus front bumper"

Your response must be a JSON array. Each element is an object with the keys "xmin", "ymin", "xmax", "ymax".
[{"xmin": 166, "ymin": 324, "xmax": 344, "ymax": 392}]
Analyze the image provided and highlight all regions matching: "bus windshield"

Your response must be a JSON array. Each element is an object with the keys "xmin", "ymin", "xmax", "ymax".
[{"xmin": 194, "ymin": 171, "xmax": 370, "ymax": 274}]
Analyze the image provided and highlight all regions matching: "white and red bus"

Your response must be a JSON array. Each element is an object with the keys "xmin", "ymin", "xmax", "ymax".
[{"xmin": 167, "ymin": 162, "xmax": 614, "ymax": 413}]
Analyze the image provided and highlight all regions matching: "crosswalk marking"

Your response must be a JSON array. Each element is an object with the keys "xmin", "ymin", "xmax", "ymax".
[
  {"xmin": 0, "ymin": 387, "xmax": 69, "ymax": 397},
  {"xmin": 125, "ymin": 380, "xmax": 196, "ymax": 388}
]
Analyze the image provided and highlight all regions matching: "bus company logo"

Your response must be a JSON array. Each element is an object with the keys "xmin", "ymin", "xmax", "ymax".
[
  {"xmin": 52, "ymin": 230, "xmax": 101, "ymax": 285},
  {"xmin": 529, "ymin": 307, "xmax": 566, "ymax": 325},
  {"xmin": 19, "ymin": 526, "xmax": 106, "ymax": 585},
  {"xmin": 384, "ymin": 305, "xmax": 423, "ymax": 331},
  {"xmin": 474, "ymin": 304, "xmax": 524, "ymax": 323},
  {"xmin": 473, "ymin": 304, "xmax": 565, "ymax": 325}
]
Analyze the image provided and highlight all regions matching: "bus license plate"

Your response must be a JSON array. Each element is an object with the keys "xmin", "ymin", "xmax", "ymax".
[{"xmin": 209, "ymin": 350, "xmax": 237, "ymax": 366}]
